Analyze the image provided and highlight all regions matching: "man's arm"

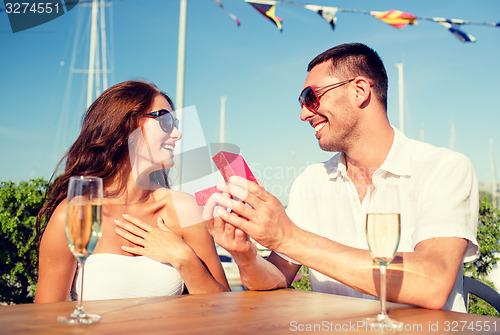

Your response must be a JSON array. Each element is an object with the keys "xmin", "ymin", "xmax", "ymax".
[
  {"xmin": 266, "ymin": 252, "xmax": 302, "ymax": 288},
  {"xmin": 203, "ymin": 197, "xmax": 295, "ymax": 290},
  {"xmin": 209, "ymin": 176, "xmax": 468, "ymax": 310},
  {"xmin": 281, "ymin": 222, "xmax": 467, "ymax": 309},
  {"xmin": 204, "ymin": 216, "xmax": 292, "ymax": 291}
]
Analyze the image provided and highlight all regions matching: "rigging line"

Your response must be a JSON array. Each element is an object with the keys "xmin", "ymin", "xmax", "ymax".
[
  {"xmin": 108, "ymin": 0, "xmax": 115, "ymax": 84},
  {"xmin": 52, "ymin": 2, "xmax": 86, "ymax": 168}
]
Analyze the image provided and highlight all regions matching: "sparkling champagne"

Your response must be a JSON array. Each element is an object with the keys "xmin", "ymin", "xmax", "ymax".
[
  {"xmin": 366, "ymin": 213, "xmax": 401, "ymax": 265},
  {"xmin": 59, "ymin": 176, "xmax": 103, "ymax": 324},
  {"xmin": 66, "ymin": 203, "xmax": 102, "ymax": 262}
]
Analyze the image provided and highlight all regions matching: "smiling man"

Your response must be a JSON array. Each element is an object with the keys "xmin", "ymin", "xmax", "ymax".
[{"xmin": 204, "ymin": 43, "xmax": 479, "ymax": 312}]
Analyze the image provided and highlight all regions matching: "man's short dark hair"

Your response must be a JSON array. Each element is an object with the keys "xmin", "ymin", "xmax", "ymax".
[{"xmin": 308, "ymin": 43, "xmax": 388, "ymax": 110}]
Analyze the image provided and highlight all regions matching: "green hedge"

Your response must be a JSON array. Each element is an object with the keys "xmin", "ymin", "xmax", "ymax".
[
  {"xmin": 0, "ymin": 178, "xmax": 47, "ymax": 304},
  {"xmin": 464, "ymin": 197, "xmax": 500, "ymax": 316}
]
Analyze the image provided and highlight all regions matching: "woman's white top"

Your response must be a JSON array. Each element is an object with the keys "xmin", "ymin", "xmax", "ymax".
[{"xmin": 71, "ymin": 253, "xmax": 184, "ymax": 301}]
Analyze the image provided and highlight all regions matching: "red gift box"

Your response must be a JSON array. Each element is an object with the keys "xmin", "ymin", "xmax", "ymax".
[
  {"xmin": 212, "ymin": 151, "xmax": 258, "ymax": 184},
  {"xmin": 194, "ymin": 185, "xmax": 222, "ymax": 206},
  {"xmin": 195, "ymin": 151, "xmax": 257, "ymax": 206}
]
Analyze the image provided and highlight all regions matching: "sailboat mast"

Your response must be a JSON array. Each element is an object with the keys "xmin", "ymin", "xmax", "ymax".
[
  {"xmin": 86, "ymin": 0, "xmax": 110, "ymax": 108},
  {"xmin": 100, "ymin": 0, "xmax": 108, "ymax": 90},
  {"xmin": 490, "ymin": 138, "xmax": 497, "ymax": 206},
  {"xmin": 395, "ymin": 62, "xmax": 404, "ymax": 134},
  {"xmin": 87, "ymin": 0, "xmax": 99, "ymax": 107},
  {"xmin": 449, "ymin": 121, "xmax": 455, "ymax": 151},
  {"xmin": 174, "ymin": 0, "xmax": 187, "ymax": 191},
  {"xmin": 220, "ymin": 96, "xmax": 227, "ymax": 144}
]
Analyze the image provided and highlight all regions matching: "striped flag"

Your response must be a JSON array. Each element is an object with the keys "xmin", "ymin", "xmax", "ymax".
[
  {"xmin": 371, "ymin": 10, "xmax": 417, "ymax": 29},
  {"xmin": 436, "ymin": 19, "xmax": 477, "ymax": 43},
  {"xmin": 213, "ymin": 0, "xmax": 241, "ymax": 26},
  {"xmin": 246, "ymin": 0, "xmax": 283, "ymax": 32},
  {"xmin": 304, "ymin": 5, "xmax": 338, "ymax": 30}
]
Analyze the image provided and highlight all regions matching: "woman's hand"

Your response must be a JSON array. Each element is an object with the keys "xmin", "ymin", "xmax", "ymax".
[
  {"xmin": 116, "ymin": 213, "xmax": 229, "ymax": 293},
  {"xmin": 115, "ymin": 214, "xmax": 194, "ymax": 268}
]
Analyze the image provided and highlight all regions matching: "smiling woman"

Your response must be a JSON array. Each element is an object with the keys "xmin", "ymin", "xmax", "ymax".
[
  {"xmin": 128, "ymin": 96, "xmax": 181, "ymax": 190},
  {"xmin": 34, "ymin": 80, "xmax": 230, "ymax": 303}
]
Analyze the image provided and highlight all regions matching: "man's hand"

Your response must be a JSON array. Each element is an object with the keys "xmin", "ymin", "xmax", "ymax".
[
  {"xmin": 202, "ymin": 193, "xmax": 258, "ymax": 265},
  {"xmin": 204, "ymin": 176, "xmax": 293, "ymax": 253},
  {"xmin": 202, "ymin": 188, "xmax": 290, "ymax": 291}
]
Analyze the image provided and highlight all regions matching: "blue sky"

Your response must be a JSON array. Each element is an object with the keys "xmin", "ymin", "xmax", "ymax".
[{"xmin": 1, "ymin": 0, "xmax": 499, "ymax": 204}]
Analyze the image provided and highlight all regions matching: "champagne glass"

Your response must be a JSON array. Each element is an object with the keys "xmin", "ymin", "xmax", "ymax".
[
  {"xmin": 364, "ymin": 184, "xmax": 403, "ymax": 330},
  {"xmin": 58, "ymin": 176, "xmax": 103, "ymax": 324}
]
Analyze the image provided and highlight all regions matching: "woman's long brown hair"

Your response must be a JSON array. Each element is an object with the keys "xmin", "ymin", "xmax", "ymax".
[{"xmin": 36, "ymin": 80, "xmax": 174, "ymax": 238}]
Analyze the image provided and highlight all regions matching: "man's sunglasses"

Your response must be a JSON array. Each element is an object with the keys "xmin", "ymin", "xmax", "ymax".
[
  {"xmin": 144, "ymin": 109, "xmax": 179, "ymax": 133},
  {"xmin": 299, "ymin": 78, "xmax": 373, "ymax": 112}
]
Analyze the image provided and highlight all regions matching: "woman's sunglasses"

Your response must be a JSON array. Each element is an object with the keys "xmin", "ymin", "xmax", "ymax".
[{"xmin": 144, "ymin": 109, "xmax": 179, "ymax": 133}]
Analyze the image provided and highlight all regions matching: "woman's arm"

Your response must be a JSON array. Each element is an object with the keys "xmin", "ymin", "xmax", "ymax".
[
  {"xmin": 169, "ymin": 191, "xmax": 230, "ymax": 292},
  {"xmin": 35, "ymin": 200, "xmax": 77, "ymax": 303},
  {"xmin": 180, "ymin": 219, "xmax": 231, "ymax": 292}
]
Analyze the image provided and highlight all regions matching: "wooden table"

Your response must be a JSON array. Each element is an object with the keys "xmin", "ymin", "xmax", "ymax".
[{"xmin": 1, "ymin": 289, "xmax": 498, "ymax": 334}]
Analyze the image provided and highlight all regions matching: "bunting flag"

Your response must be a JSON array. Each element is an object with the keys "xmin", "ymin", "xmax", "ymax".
[
  {"xmin": 370, "ymin": 10, "xmax": 418, "ymax": 29},
  {"xmin": 228, "ymin": 0, "xmax": 497, "ymax": 43},
  {"xmin": 246, "ymin": 0, "xmax": 283, "ymax": 32},
  {"xmin": 213, "ymin": 0, "xmax": 241, "ymax": 26},
  {"xmin": 436, "ymin": 19, "xmax": 477, "ymax": 43},
  {"xmin": 304, "ymin": 5, "xmax": 338, "ymax": 30}
]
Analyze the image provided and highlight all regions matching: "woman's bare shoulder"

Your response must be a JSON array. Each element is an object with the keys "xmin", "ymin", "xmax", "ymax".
[
  {"xmin": 152, "ymin": 188, "xmax": 197, "ymax": 207},
  {"xmin": 39, "ymin": 199, "xmax": 69, "ymax": 248},
  {"xmin": 47, "ymin": 199, "xmax": 68, "ymax": 228},
  {"xmin": 154, "ymin": 188, "xmax": 203, "ymax": 228}
]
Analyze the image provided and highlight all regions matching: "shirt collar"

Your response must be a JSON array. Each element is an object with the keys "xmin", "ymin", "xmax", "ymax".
[
  {"xmin": 326, "ymin": 126, "xmax": 411, "ymax": 179},
  {"xmin": 324, "ymin": 153, "xmax": 342, "ymax": 179},
  {"xmin": 325, "ymin": 152, "xmax": 346, "ymax": 180},
  {"xmin": 377, "ymin": 126, "xmax": 412, "ymax": 177}
]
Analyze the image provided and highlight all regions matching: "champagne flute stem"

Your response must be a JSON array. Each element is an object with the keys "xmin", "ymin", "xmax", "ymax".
[
  {"xmin": 76, "ymin": 260, "xmax": 85, "ymax": 314},
  {"xmin": 379, "ymin": 264, "xmax": 388, "ymax": 319}
]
